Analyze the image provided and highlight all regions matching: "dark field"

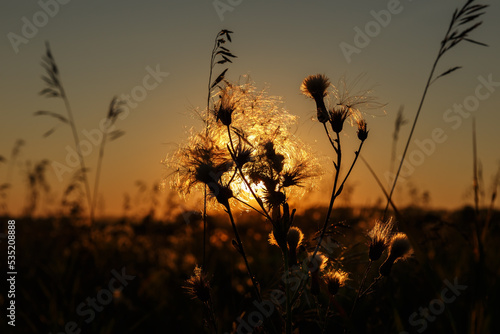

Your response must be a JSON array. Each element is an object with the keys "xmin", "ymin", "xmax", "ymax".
[{"xmin": 1, "ymin": 205, "xmax": 498, "ymax": 333}]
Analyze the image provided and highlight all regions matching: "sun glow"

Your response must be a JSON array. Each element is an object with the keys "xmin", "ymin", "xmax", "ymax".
[{"xmin": 165, "ymin": 78, "xmax": 321, "ymax": 209}]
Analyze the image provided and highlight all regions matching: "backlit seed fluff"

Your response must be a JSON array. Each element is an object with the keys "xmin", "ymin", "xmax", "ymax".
[
  {"xmin": 388, "ymin": 233, "xmax": 411, "ymax": 259},
  {"xmin": 324, "ymin": 269, "xmax": 349, "ymax": 296},
  {"xmin": 368, "ymin": 218, "xmax": 393, "ymax": 261},
  {"xmin": 184, "ymin": 266, "xmax": 211, "ymax": 303},
  {"xmin": 307, "ymin": 252, "xmax": 327, "ymax": 273},
  {"xmin": 287, "ymin": 226, "xmax": 304, "ymax": 251},
  {"xmin": 379, "ymin": 232, "xmax": 412, "ymax": 276}
]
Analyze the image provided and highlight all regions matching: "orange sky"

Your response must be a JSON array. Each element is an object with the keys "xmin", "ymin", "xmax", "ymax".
[{"xmin": 1, "ymin": 0, "xmax": 499, "ymax": 217}]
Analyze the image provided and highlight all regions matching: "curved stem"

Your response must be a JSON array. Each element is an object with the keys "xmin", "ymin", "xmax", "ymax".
[
  {"xmin": 312, "ymin": 132, "xmax": 342, "ymax": 260},
  {"xmin": 360, "ymin": 156, "xmax": 400, "ymax": 216},
  {"xmin": 59, "ymin": 87, "xmax": 93, "ymax": 223},
  {"xmin": 334, "ymin": 140, "xmax": 364, "ymax": 198},
  {"xmin": 383, "ymin": 44, "xmax": 445, "ymax": 219},
  {"xmin": 225, "ymin": 204, "xmax": 261, "ymax": 301},
  {"xmin": 323, "ymin": 123, "xmax": 336, "ymax": 150}
]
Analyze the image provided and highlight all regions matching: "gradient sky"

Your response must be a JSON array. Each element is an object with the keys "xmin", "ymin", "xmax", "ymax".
[{"xmin": 1, "ymin": 0, "xmax": 499, "ymax": 216}]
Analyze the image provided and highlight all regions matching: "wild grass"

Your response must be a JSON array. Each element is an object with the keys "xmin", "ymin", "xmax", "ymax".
[
  {"xmin": 36, "ymin": 43, "xmax": 125, "ymax": 223},
  {"xmin": 0, "ymin": 0, "xmax": 497, "ymax": 333}
]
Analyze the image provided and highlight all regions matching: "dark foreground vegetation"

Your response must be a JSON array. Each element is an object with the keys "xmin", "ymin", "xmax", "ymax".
[{"xmin": 1, "ymin": 205, "xmax": 498, "ymax": 333}]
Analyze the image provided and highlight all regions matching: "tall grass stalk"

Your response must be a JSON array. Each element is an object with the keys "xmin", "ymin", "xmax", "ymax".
[
  {"xmin": 470, "ymin": 117, "xmax": 486, "ymax": 333},
  {"xmin": 204, "ymin": 29, "xmax": 236, "ymax": 268},
  {"xmin": 91, "ymin": 98, "xmax": 124, "ymax": 222},
  {"xmin": 383, "ymin": 0, "xmax": 489, "ymax": 219},
  {"xmin": 38, "ymin": 43, "xmax": 93, "ymax": 221}
]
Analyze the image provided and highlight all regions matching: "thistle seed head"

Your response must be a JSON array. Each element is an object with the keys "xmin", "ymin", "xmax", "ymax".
[
  {"xmin": 287, "ymin": 226, "xmax": 304, "ymax": 251},
  {"xmin": 329, "ymin": 106, "xmax": 350, "ymax": 133},
  {"xmin": 388, "ymin": 232, "xmax": 411, "ymax": 260},
  {"xmin": 184, "ymin": 266, "xmax": 211, "ymax": 303},
  {"xmin": 300, "ymin": 74, "xmax": 330, "ymax": 100},
  {"xmin": 357, "ymin": 119, "xmax": 368, "ymax": 141},
  {"xmin": 324, "ymin": 269, "xmax": 348, "ymax": 296},
  {"xmin": 368, "ymin": 218, "xmax": 393, "ymax": 261}
]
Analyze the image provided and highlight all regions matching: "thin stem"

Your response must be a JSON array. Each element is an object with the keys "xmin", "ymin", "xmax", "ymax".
[
  {"xmin": 206, "ymin": 295, "xmax": 218, "ymax": 333},
  {"xmin": 91, "ymin": 123, "xmax": 108, "ymax": 222},
  {"xmin": 225, "ymin": 204, "xmax": 262, "ymax": 301},
  {"xmin": 283, "ymin": 246, "xmax": 292, "ymax": 334},
  {"xmin": 334, "ymin": 140, "xmax": 364, "ymax": 198},
  {"xmin": 203, "ymin": 31, "xmax": 221, "ymax": 269},
  {"xmin": 311, "ymin": 132, "xmax": 342, "ymax": 260},
  {"xmin": 59, "ymin": 87, "xmax": 93, "ymax": 223},
  {"xmin": 360, "ymin": 156, "xmax": 400, "ymax": 216},
  {"xmin": 203, "ymin": 185, "xmax": 207, "ymax": 268},
  {"xmin": 233, "ymin": 197, "xmax": 267, "ymax": 218},
  {"xmin": 226, "ymin": 125, "xmax": 272, "ymax": 222},
  {"xmin": 359, "ymin": 274, "xmax": 383, "ymax": 299},
  {"xmin": 349, "ymin": 261, "xmax": 372, "ymax": 317},
  {"xmin": 323, "ymin": 123, "xmax": 336, "ymax": 150},
  {"xmin": 383, "ymin": 8, "xmax": 463, "ymax": 218},
  {"xmin": 383, "ymin": 52, "xmax": 441, "ymax": 219},
  {"xmin": 322, "ymin": 298, "xmax": 332, "ymax": 334}
]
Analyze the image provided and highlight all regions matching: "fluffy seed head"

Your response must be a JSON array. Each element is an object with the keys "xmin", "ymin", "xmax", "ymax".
[
  {"xmin": 324, "ymin": 269, "xmax": 349, "ymax": 296},
  {"xmin": 368, "ymin": 219, "xmax": 393, "ymax": 261},
  {"xmin": 329, "ymin": 106, "xmax": 350, "ymax": 133},
  {"xmin": 300, "ymin": 74, "xmax": 330, "ymax": 100},
  {"xmin": 214, "ymin": 83, "xmax": 238, "ymax": 126},
  {"xmin": 388, "ymin": 232, "xmax": 411, "ymax": 259},
  {"xmin": 287, "ymin": 226, "xmax": 304, "ymax": 251},
  {"xmin": 307, "ymin": 252, "xmax": 327, "ymax": 273},
  {"xmin": 184, "ymin": 266, "xmax": 211, "ymax": 302}
]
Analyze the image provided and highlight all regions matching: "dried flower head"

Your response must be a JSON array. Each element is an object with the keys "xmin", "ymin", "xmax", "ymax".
[
  {"xmin": 300, "ymin": 74, "xmax": 330, "ymax": 100},
  {"xmin": 164, "ymin": 130, "xmax": 234, "ymax": 207},
  {"xmin": 307, "ymin": 251, "xmax": 327, "ymax": 295},
  {"xmin": 214, "ymin": 82, "xmax": 239, "ymax": 126},
  {"xmin": 380, "ymin": 232, "xmax": 412, "ymax": 276},
  {"xmin": 388, "ymin": 232, "xmax": 411, "ymax": 260},
  {"xmin": 357, "ymin": 119, "xmax": 368, "ymax": 141},
  {"xmin": 301, "ymin": 74, "xmax": 331, "ymax": 123},
  {"xmin": 307, "ymin": 252, "xmax": 327, "ymax": 273},
  {"xmin": 324, "ymin": 269, "xmax": 349, "ymax": 296},
  {"xmin": 287, "ymin": 226, "xmax": 304, "ymax": 250},
  {"xmin": 329, "ymin": 106, "xmax": 350, "ymax": 133},
  {"xmin": 184, "ymin": 266, "xmax": 211, "ymax": 302},
  {"xmin": 368, "ymin": 218, "xmax": 393, "ymax": 261}
]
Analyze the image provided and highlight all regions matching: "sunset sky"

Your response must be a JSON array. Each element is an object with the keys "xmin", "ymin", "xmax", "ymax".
[{"xmin": 1, "ymin": 0, "xmax": 499, "ymax": 217}]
